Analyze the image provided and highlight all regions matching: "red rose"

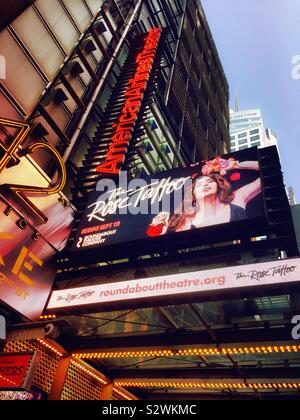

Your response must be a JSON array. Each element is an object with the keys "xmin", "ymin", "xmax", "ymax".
[
  {"xmin": 146, "ymin": 223, "xmax": 164, "ymax": 237},
  {"xmin": 230, "ymin": 172, "xmax": 241, "ymax": 182}
]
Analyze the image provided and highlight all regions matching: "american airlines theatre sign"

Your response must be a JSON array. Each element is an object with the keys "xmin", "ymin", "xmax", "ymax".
[{"xmin": 96, "ymin": 27, "xmax": 162, "ymax": 176}]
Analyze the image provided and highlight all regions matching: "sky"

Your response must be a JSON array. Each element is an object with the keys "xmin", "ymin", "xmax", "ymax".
[{"xmin": 201, "ymin": 0, "xmax": 300, "ymax": 199}]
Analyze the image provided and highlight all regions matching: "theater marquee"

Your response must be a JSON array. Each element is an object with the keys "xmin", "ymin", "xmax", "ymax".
[{"xmin": 47, "ymin": 258, "xmax": 300, "ymax": 312}]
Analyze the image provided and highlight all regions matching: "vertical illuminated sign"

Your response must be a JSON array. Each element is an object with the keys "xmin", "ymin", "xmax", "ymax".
[{"xmin": 96, "ymin": 28, "xmax": 162, "ymax": 176}]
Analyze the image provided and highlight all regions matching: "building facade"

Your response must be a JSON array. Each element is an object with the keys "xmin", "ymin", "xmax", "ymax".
[
  {"xmin": 0, "ymin": 0, "xmax": 230, "ymax": 196},
  {"xmin": 230, "ymin": 108, "xmax": 278, "ymax": 152},
  {"xmin": 287, "ymin": 186, "xmax": 297, "ymax": 206},
  {"xmin": 1, "ymin": 0, "xmax": 300, "ymax": 402}
]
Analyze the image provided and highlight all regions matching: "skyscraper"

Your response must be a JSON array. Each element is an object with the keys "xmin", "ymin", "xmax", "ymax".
[
  {"xmin": 230, "ymin": 108, "xmax": 278, "ymax": 152},
  {"xmin": 287, "ymin": 186, "xmax": 297, "ymax": 206}
]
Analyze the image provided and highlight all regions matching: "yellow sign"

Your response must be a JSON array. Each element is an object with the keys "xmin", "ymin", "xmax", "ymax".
[
  {"xmin": 0, "ymin": 232, "xmax": 44, "ymax": 301},
  {"xmin": 0, "ymin": 118, "xmax": 67, "ymax": 223}
]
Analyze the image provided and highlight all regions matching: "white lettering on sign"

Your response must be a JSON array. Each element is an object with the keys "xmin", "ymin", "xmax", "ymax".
[{"xmin": 86, "ymin": 177, "xmax": 190, "ymax": 222}]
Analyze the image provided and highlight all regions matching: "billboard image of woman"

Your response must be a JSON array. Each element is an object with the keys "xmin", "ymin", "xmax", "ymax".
[
  {"xmin": 74, "ymin": 148, "xmax": 265, "ymax": 249},
  {"xmin": 147, "ymin": 156, "xmax": 262, "ymax": 236}
]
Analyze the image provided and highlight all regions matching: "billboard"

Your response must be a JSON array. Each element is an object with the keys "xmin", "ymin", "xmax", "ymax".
[
  {"xmin": 47, "ymin": 258, "xmax": 300, "ymax": 312},
  {"xmin": 74, "ymin": 148, "xmax": 264, "ymax": 252}
]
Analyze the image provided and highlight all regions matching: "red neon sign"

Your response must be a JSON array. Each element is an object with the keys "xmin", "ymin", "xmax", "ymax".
[{"xmin": 96, "ymin": 28, "xmax": 162, "ymax": 176}]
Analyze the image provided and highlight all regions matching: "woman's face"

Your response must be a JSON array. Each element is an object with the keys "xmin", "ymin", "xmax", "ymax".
[{"xmin": 194, "ymin": 176, "xmax": 218, "ymax": 199}]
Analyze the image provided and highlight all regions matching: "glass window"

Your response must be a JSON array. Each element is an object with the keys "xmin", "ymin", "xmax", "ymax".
[
  {"xmin": 251, "ymin": 142, "xmax": 260, "ymax": 148},
  {"xmin": 85, "ymin": 0, "xmax": 104, "ymax": 15},
  {"xmin": 12, "ymin": 7, "xmax": 64, "ymax": 79},
  {"xmin": 140, "ymin": 4, "xmax": 153, "ymax": 31},
  {"xmin": 251, "ymin": 135, "xmax": 260, "ymax": 141},
  {"xmin": 238, "ymin": 138, "xmax": 248, "ymax": 145},
  {"xmin": 35, "ymin": 0, "xmax": 79, "ymax": 55},
  {"xmin": 62, "ymin": 0, "xmax": 91, "ymax": 32},
  {"xmin": 238, "ymin": 132, "xmax": 247, "ymax": 139},
  {"xmin": 250, "ymin": 128, "xmax": 259, "ymax": 135},
  {"xmin": 0, "ymin": 30, "xmax": 45, "ymax": 114},
  {"xmin": 230, "ymin": 135, "xmax": 235, "ymax": 140},
  {"xmin": 239, "ymin": 145, "xmax": 248, "ymax": 150}
]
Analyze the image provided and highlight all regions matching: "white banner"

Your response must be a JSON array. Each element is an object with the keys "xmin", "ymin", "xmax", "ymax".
[{"xmin": 47, "ymin": 258, "xmax": 300, "ymax": 310}]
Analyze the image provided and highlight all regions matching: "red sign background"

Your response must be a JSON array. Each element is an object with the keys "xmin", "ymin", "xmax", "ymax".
[{"xmin": 0, "ymin": 354, "xmax": 32, "ymax": 389}]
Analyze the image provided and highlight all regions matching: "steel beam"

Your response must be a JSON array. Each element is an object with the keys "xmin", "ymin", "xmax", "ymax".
[
  {"xmin": 62, "ymin": 325, "xmax": 295, "ymax": 352},
  {"xmin": 110, "ymin": 367, "xmax": 300, "ymax": 380}
]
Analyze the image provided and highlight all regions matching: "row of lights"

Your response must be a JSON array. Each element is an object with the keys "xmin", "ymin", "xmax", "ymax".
[
  {"xmin": 37, "ymin": 339, "xmax": 63, "ymax": 357},
  {"xmin": 112, "ymin": 387, "xmax": 133, "ymax": 401},
  {"xmin": 40, "ymin": 315, "xmax": 57, "ymax": 320},
  {"xmin": 4, "ymin": 339, "xmax": 133, "ymax": 400},
  {"xmin": 115, "ymin": 381, "xmax": 300, "ymax": 391},
  {"xmin": 72, "ymin": 344, "xmax": 300, "ymax": 360},
  {"xmin": 70, "ymin": 360, "xmax": 107, "ymax": 385},
  {"xmin": 0, "ymin": 373, "xmax": 19, "ymax": 388},
  {"xmin": 177, "ymin": 345, "xmax": 300, "ymax": 356},
  {"xmin": 36, "ymin": 339, "xmax": 107, "ymax": 385},
  {"xmin": 36, "ymin": 340, "xmax": 134, "ymax": 399},
  {"xmin": 73, "ymin": 350, "xmax": 175, "ymax": 359}
]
